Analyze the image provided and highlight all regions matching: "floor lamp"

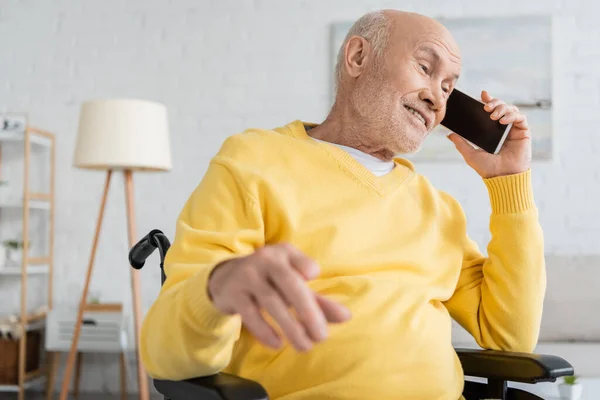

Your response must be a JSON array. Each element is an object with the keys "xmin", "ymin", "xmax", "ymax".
[{"xmin": 59, "ymin": 99, "xmax": 171, "ymax": 400}]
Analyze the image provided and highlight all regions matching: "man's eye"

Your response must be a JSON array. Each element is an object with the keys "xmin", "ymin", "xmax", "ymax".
[
  {"xmin": 442, "ymin": 86, "xmax": 450, "ymax": 93},
  {"xmin": 420, "ymin": 64, "xmax": 429, "ymax": 73}
]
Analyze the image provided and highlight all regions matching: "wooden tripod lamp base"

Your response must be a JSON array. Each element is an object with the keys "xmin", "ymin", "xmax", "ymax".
[
  {"xmin": 59, "ymin": 170, "xmax": 148, "ymax": 400},
  {"xmin": 61, "ymin": 99, "xmax": 172, "ymax": 399}
]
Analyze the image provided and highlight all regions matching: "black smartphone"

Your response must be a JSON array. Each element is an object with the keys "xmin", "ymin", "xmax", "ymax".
[{"xmin": 440, "ymin": 88, "xmax": 512, "ymax": 154}]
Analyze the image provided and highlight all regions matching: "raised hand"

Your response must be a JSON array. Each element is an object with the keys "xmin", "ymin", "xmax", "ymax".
[{"xmin": 447, "ymin": 90, "xmax": 532, "ymax": 179}]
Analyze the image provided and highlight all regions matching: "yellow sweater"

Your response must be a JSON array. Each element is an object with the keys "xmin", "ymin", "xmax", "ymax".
[{"xmin": 140, "ymin": 120, "xmax": 546, "ymax": 400}]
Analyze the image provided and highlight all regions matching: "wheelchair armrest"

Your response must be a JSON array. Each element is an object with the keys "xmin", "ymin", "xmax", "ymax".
[
  {"xmin": 153, "ymin": 372, "xmax": 269, "ymax": 400},
  {"xmin": 455, "ymin": 348, "xmax": 575, "ymax": 384}
]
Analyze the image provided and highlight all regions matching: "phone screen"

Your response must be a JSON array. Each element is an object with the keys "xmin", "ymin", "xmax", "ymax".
[{"xmin": 440, "ymin": 89, "xmax": 511, "ymax": 154}]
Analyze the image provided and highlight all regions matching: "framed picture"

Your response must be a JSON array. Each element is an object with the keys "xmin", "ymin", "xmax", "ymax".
[{"xmin": 330, "ymin": 15, "xmax": 553, "ymax": 161}]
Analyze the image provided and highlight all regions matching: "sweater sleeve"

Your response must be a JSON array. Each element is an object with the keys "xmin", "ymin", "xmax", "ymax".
[
  {"xmin": 443, "ymin": 169, "xmax": 546, "ymax": 352},
  {"xmin": 140, "ymin": 159, "xmax": 265, "ymax": 380}
]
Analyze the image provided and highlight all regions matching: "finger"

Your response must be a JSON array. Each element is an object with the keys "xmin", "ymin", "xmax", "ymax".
[
  {"xmin": 237, "ymin": 295, "xmax": 283, "ymax": 349},
  {"xmin": 514, "ymin": 118, "xmax": 529, "ymax": 131},
  {"xmin": 283, "ymin": 244, "xmax": 320, "ymax": 280},
  {"xmin": 499, "ymin": 111, "xmax": 525, "ymax": 126},
  {"xmin": 484, "ymin": 98, "xmax": 505, "ymax": 113},
  {"xmin": 483, "ymin": 97, "xmax": 503, "ymax": 111},
  {"xmin": 507, "ymin": 125, "xmax": 530, "ymax": 140},
  {"xmin": 490, "ymin": 104, "xmax": 510, "ymax": 120},
  {"xmin": 505, "ymin": 114, "xmax": 529, "ymax": 131},
  {"xmin": 498, "ymin": 113, "xmax": 530, "ymax": 140},
  {"xmin": 254, "ymin": 281, "xmax": 314, "ymax": 352},
  {"xmin": 447, "ymin": 133, "xmax": 484, "ymax": 158},
  {"xmin": 316, "ymin": 294, "xmax": 352, "ymax": 323},
  {"xmin": 481, "ymin": 90, "xmax": 493, "ymax": 103},
  {"xmin": 268, "ymin": 264, "xmax": 328, "ymax": 342}
]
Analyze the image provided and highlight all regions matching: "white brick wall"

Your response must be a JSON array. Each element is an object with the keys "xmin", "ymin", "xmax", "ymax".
[{"xmin": 1, "ymin": 0, "xmax": 599, "ymax": 393}]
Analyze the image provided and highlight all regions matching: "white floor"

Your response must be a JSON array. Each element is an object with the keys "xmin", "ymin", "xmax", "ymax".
[{"xmin": 510, "ymin": 378, "xmax": 599, "ymax": 399}]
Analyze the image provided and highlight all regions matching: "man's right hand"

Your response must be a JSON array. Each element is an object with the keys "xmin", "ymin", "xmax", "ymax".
[{"xmin": 207, "ymin": 243, "xmax": 351, "ymax": 352}]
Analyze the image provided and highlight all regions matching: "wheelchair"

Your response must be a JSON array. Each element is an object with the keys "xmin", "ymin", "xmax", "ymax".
[{"xmin": 130, "ymin": 229, "xmax": 575, "ymax": 400}]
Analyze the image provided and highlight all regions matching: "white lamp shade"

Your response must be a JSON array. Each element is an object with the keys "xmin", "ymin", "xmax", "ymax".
[{"xmin": 73, "ymin": 99, "xmax": 172, "ymax": 171}]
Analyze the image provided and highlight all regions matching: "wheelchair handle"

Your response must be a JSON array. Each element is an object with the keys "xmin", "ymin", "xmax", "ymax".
[{"xmin": 129, "ymin": 229, "xmax": 170, "ymax": 269}]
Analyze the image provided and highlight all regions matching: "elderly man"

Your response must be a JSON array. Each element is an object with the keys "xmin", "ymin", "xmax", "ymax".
[{"xmin": 140, "ymin": 9, "xmax": 545, "ymax": 400}]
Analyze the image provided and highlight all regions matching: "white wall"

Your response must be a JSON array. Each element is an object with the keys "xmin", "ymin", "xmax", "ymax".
[{"xmin": 1, "ymin": 0, "xmax": 599, "ymax": 394}]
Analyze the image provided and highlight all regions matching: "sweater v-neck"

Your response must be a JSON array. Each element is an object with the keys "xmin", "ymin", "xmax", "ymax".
[{"xmin": 285, "ymin": 120, "xmax": 416, "ymax": 196}]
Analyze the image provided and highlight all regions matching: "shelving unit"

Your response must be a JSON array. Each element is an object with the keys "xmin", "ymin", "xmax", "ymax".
[{"xmin": 0, "ymin": 117, "xmax": 55, "ymax": 400}]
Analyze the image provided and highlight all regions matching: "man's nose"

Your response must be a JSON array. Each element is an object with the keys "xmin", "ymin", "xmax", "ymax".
[{"xmin": 419, "ymin": 87, "xmax": 445, "ymax": 111}]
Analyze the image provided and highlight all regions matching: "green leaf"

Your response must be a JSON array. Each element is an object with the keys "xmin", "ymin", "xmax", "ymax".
[{"xmin": 2, "ymin": 240, "xmax": 30, "ymax": 249}]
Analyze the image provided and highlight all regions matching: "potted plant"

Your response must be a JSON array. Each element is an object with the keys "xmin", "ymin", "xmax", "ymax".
[
  {"xmin": 559, "ymin": 375, "xmax": 583, "ymax": 400},
  {"xmin": 3, "ymin": 240, "xmax": 27, "ymax": 265}
]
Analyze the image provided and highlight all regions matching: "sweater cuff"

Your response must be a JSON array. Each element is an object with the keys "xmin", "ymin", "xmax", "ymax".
[
  {"xmin": 184, "ymin": 264, "xmax": 239, "ymax": 331},
  {"xmin": 483, "ymin": 169, "xmax": 535, "ymax": 214}
]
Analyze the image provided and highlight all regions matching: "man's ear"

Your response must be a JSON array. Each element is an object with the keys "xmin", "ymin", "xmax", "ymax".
[{"xmin": 343, "ymin": 36, "xmax": 371, "ymax": 78}]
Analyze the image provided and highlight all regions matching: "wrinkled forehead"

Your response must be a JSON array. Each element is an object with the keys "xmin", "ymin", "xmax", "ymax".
[{"xmin": 390, "ymin": 17, "xmax": 461, "ymax": 62}]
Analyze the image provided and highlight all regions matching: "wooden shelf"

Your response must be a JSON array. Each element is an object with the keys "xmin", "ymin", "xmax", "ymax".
[
  {"xmin": 0, "ymin": 264, "xmax": 49, "ymax": 275},
  {"xmin": 25, "ymin": 308, "xmax": 48, "ymax": 322},
  {"xmin": 28, "ymin": 256, "xmax": 51, "ymax": 265},
  {"xmin": 0, "ymin": 375, "xmax": 46, "ymax": 392},
  {"xmin": 0, "ymin": 130, "xmax": 52, "ymax": 148},
  {"xmin": 28, "ymin": 192, "xmax": 51, "ymax": 201},
  {"xmin": 24, "ymin": 368, "xmax": 43, "ymax": 381},
  {"xmin": 0, "ymin": 308, "xmax": 48, "ymax": 331},
  {"xmin": 0, "ymin": 198, "xmax": 50, "ymax": 210},
  {"xmin": 84, "ymin": 302, "xmax": 123, "ymax": 312},
  {"xmin": 0, "ymin": 192, "xmax": 52, "ymax": 209},
  {"xmin": 0, "ymin": 256, "xmax": 52, "ymax": 275},
  {"xmin": 25, "ymin": 317, "xmax": 46, "ymax": 332}
]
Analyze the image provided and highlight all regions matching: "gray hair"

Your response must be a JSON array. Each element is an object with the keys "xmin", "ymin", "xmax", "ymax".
[{"xmin": 334, "ymin": 11, "xmax": 391, "ymax": 91}]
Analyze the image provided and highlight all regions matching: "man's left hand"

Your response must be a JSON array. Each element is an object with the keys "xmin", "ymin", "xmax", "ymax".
[{"xmin": 447, "ymin": 90, "xmax": 532, "ymax": 179}]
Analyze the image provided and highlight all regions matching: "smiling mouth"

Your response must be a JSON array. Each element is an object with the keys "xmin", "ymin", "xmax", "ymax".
[{"xmin": 404, "ymin": 105, "xmax": 427, "ymax": 128}]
